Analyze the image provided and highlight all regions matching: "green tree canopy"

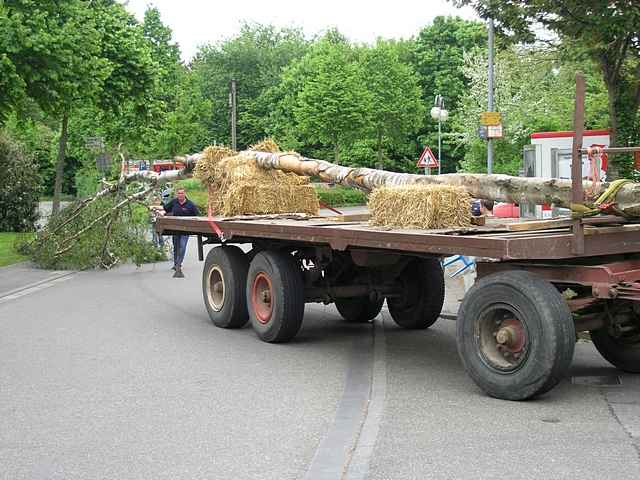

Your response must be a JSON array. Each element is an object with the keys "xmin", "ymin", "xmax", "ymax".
[
  {"xmin": 457, "ymin": 46, "xmax": 609, "ymax": 174},
  {"xmin": 412, "ymin": 16, "xmax": 487, "ymax": 172},
  {"xmin": 453, "ymin": 0, "xmax": 640, "ymax": 178},
  {"xmin": 190, "ymin": 23, "xmax": 309, "ymax": 148},
  {"xmin": 360, "ymin": 40, "xmax": 425, "ymax": 168},
  {"xmin": 282, "ymin": 37, "xmax": 373, "ymax": 162}
]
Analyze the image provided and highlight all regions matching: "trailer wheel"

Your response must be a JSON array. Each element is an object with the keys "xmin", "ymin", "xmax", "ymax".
[
  {"xmin": 591, "ymin": 310, "xmax": 640, "ymax": 373},
  {"xmin": 247, "ymin": 250, "xmax": 305, "ymax": 343},
  {"xmin": 457, "ymin": 271, "xmax": 576, "ymax": 401},
  {"xmin": 335, "ymin": 297, "xmax": 384, "ymax": 323},
  {"xmin": 202, "ymin": 246, "xmax": 249, "ymax": 329},
  {"xmin": 387, "ymin": 258, "xmax": 444, "ymax": 329}
]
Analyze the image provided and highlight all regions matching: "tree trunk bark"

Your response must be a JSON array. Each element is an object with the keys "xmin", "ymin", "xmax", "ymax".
[
  {"xmin": 52, "ymin": 111, "xmax": 69, "ymax": 215},
  {"xmin": 250, "ymin": 151, "xmax": 640, "ymax": 216},
  {"xmin": 333, "ymin": 141, "xmax": 340, "ymax": 164},
  {"xmin": 601, "ymin": 61, "xmax": 640, "ymax": 180}
]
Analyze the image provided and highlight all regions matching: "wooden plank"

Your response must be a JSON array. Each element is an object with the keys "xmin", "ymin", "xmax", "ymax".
[
  {"xmin": 584, "ymin": 224, "xmax": 640, "ymax": 236},
  {"xmin": 508, "ymin": 218, "xmax": 574, "ymax": 232},
  {"xmin": 327, "ymin": 213, "xmax": 371, "ymax": 222},
  {"xmin": 508, "ymin": 215, "xmax": 629, "ymax": 232}
]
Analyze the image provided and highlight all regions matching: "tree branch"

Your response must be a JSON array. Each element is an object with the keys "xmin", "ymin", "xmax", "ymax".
[{"xmin": 54, "ymin": 186, "xmax": 154, "ymax": 257}]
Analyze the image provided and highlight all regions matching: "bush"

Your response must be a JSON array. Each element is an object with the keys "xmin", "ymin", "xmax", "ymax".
[
  {"xmin": 0, "ymin": 132, "xmax": 42, "ymax": 232},
  {"xmin": 316, "ymin": 186, "xmax": 367, "ymax": 207}
]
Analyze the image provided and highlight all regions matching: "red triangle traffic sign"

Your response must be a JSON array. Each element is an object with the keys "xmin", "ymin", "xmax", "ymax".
[{"xmin": 417, "ymin": 146, "xmax": 439, "ymax": 168}]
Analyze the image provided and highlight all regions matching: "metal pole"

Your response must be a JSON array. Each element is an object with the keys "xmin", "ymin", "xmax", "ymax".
[
  {"xmin": 230, "ymin": 79, "xmax": 237, "ymax": 150},
  {"xmin": 438, "ymin": 116, "xmax": 442, "ymax": 175},
  {"xmin": 571, "ymin": 72, "xmax": 586, "ymax": 255},
  {"xmin": 487, "ymin": 18, "xmax": 495, "ymax": 175}
]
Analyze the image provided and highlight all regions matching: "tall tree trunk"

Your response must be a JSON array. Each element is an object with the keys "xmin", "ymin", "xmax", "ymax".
[
  {"xmin": 52, "ymin": 111, "xmax": 69, "ymax": 215},
  {"xmin": 603, "ymin": 66, "xmax": 640, "ymax": 180},
  {"xmin": 376, "ymin": 129, "xmax": 384, "ymax": 170},
  {"xmin": 249, "ymin": 150, "xmax": 640, "ymax": 216},
  {"xmin": 333, "ymin": 141, "xmax": 340, "ymax": 164}
]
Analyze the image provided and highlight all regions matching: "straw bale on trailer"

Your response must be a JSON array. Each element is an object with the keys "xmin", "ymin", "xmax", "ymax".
[
  {"xmin": 368, "ymin": 184, "xmax": 472, "ymax": 229},
  {"xmin": 193, "ymin": 145, "xmax": 236, "ymax": 184},
  {"xmin": 196, "ymin": 139, "xmax": 319, "ymax": 216},
  {"xmin": 222, "ymin": 183, "xmax": 319, "ymax": 216}
]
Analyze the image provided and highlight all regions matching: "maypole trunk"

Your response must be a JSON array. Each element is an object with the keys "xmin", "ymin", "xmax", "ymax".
[{"xmin": 248, "ymin": 151, "xmax": 640, "ymax": 216}]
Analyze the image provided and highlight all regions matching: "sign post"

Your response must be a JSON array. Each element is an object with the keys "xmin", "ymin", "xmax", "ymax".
[{"xmin": 417, "ymin": 146, "xmax": 439, "ymax": 174}]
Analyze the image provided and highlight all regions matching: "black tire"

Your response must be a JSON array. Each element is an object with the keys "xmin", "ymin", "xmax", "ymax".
[
  {"xmin": 387, "ymin": 258, "xmax": 444, "ymax": 329},
  {"xmin": 247, "ymin": 250, "xmax": 305, "ymax": 343},
  {"xmin": 202, "ymin": 246, "xmax": 249, "ymax": 328},
  {"xmin": 457, "ymin": 271, "xmax": 576, "ymax": 401},
  {"xmin": 335, "ymin": 296, "xmax": 384, "ymax": 323},
  {"xmin": 591, "ymin": 322, "xmax": 640, "ymax": 373}
]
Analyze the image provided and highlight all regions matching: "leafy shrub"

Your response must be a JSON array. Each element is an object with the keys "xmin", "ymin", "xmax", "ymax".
[
  {"xmin": 0, "ymin": 132, "xmax": 42, "ymax": 232},
  {"xmin": 316, "ymin": 186, "xmax": 367, "ymax": 207}
]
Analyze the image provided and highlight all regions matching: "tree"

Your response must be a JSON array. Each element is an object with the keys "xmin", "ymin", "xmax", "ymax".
[
  {"xmin": 2, "ymin": 0, "xmax": 109, "ymax": 213},
  {"xmin": 360, "ymin": 41, "xmax": 426, "ymax": 169},
  {"xmin": 456, "ymin": 46, "xmax": 609, "ymax": 174},
  {"xmin": 155, "ymin": 72, "xmax": 213, "ymax": 157},
  {"xmin": 453, "ymin": 0, "xmax": 640, "ymax": 179},
  {"xmin": 412, "ymin": 16, "xmax": 487, "ymax": 172},
  {"xmin": 190, "ymin": 23, "xmax": 309, "ymax": 148},
  {"xmin": 2, "ymin": 1, "xmax": 157, "ymax": 212},
  {"xmin": 276, "ymin": 37, "xmax": 372, "ymax": 163},
  {"xmin": 0, "ymin": 132, "xmax": 41, "ymax": 232},
  {"xmin": 143, "ymin": 6, "xmax": 182, "ymax": 109}
]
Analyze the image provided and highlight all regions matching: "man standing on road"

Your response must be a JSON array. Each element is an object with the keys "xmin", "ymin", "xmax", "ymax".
[{"xmin": 163, "ymin": 188, "xmax": 199, "ymax": 278}]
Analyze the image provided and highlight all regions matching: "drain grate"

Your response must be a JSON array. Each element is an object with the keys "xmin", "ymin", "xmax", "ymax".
[{"xmin": 571, "ymin": 375, "xmax": 622, "ymax": 386}]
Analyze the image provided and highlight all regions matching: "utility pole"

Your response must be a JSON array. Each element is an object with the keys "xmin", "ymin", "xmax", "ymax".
[
  {"xmin": 430, "ymin": 95, "xmax": 448, "ymax": 175},
  {"xmin": 229, "ymin": 79, "xmax": 237, "ymax": 150},
  {"xmin": 487, "ymin": 18, "xmax": 495, "ymax": 175}
]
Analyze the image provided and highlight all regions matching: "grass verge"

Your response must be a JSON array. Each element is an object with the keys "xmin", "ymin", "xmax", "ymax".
[{"xmin": 0, "ymin": 232, "xmax": 34, "ymax": 267}]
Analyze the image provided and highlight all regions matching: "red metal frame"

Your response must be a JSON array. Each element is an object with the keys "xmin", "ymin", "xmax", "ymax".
[{"xmin": 530, "ymin": 129, "xmax": 609, "ymax": 139}]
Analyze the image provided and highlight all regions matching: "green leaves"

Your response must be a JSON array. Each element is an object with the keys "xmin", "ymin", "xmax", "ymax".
[
  {"xmin": 189, "ymin": 23, "xmax": 309, "ymax": 149},
  {"xmin": 0, "ymin": 131, "xmax": 41, "ymax": 232},
  {"xmin": 291, "ymin": 39, "xmax": 372, "ymax": 162},
  {"xmin": 270, "ymin": 36, "xmax": 426, "ymax": 167},
  {"xmin": 456, "ymin": 46, "xmax": 609, "ymax": 174},
  {"xmin": 454, "ymin": 0, "xmax": 640, "ymax": 177}
]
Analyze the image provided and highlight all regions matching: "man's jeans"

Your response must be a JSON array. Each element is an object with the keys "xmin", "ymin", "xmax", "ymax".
[{"xmin": 172, "ymin": 235, "xmax": 189, "ymax": 267}]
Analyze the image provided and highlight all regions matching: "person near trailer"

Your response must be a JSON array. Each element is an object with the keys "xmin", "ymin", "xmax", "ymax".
[
  {"xmin": 472, "ymin": 199, "xmax": 494, "ymax": 217},
  {"xmin": 163, "ymin": 187, "xmax": 199, "ymax": 278}
]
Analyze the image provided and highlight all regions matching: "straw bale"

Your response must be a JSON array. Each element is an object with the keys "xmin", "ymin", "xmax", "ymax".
[
  {"xmin": 196, "ymin": 139, "xmax": 317, "ymax": 215},
  {"xmin": 221, "ymin": 183, "xmax": 319, "ymax": 216},
  {"xmin": 368, "ymin": 184, "xmax": 471, "ymax": 229},
  {"xmin": 194, "ymin": 145, "xmax": 236, "ymax": 184},
  {"xmin": 249, "ymin": 138, "xmax": 281, "ymax": 153}
]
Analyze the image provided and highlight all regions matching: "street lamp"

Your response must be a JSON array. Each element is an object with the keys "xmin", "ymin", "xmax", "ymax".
[{"xmin": 430, "ymin": 95, "xmax": 448, "ymax": 175}]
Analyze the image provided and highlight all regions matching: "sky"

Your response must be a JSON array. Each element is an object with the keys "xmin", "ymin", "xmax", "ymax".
[{"xmin": 121, "ymin": 0, "xmax": 480, "ymax": 61}]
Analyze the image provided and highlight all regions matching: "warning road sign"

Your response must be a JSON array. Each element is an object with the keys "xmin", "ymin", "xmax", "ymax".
[{"xmin": 417, "ymin": 146, "xmax": 439, "ymax": 168}]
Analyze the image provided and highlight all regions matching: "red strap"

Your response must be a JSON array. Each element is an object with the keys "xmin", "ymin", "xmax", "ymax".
[
  {"xmin": 319, "ymin": 201, "xmax": 343, "ymax": 215},
  {"xmin": 207, "ymin": 185, "xmax": 225, "ymax": 242}
]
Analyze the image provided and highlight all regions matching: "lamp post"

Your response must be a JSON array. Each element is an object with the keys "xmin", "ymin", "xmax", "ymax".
[{"xmin": 430, "ymin": 95, "xmax": 448, "ymax": 175}]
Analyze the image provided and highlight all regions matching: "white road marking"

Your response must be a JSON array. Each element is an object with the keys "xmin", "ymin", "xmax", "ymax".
[{"xmin": 0, "ymin": 273, "xmax": 76, "ymax": 305}]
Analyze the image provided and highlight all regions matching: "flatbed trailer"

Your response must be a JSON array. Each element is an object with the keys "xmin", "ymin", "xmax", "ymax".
[
  {"xmin": 155, "ymin": 74, "xmax": 640, "ymax": 400},
  {"xmin": 157, "ymin": 213, "xmax": 640, "ymax": 400}
]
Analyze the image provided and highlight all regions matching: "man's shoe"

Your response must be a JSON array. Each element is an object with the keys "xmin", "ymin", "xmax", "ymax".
[
  {"xmin": 173, "ymin": 267, "xmax": 185, "ymax": 278},
  {"xmin": 171, "ymin": 265, "xmax": 176, "ymax": 271}
]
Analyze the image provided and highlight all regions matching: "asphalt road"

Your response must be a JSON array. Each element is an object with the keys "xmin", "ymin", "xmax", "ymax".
[{"xmin": 1, "ymin": 244, "xmax": 639, "ymax": 479}]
